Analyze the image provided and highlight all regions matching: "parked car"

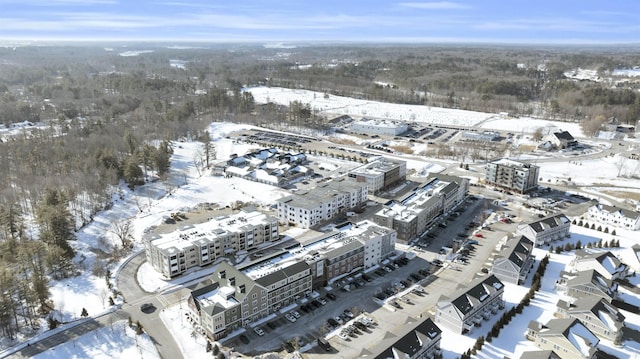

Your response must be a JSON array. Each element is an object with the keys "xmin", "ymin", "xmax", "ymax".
[
  {"xmin": 291, "ymin": 310, "xmax": 301, "ymax": 319},
  {"xmin": 254, "ymin": 327, "xmax": 265, "ymax": 336},
  {"xmin": 343, "ymin": 309, "xmax": 354, "ymax": 318},
  {"xmin": 328, "ymin": 318, "xmax": 340, "ymax": 328},
  {"xmin": 326, "ymin": 292, "xmax": 337, "ymax": 300},
  {"xmin": 318, "ymin": 297, "xmax": 327, "ymax": 305},
  {"xmin": 474, "ymin": 233, "xmax": 484, "ymax": 238},
  {"xmin": 285, "ymin": 313, "xmax": 297, "ymax": 323}
]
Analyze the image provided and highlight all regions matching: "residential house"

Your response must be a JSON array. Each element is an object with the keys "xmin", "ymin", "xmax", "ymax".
[
  {"xmin": 555, "ymin": 270, "xmax": 618, "ymax": 302},
  {"xmin": 435, "ymin": 275, "xmax": 504, "ymax": 334},
  {"xmin": 485, "ymin": 159, "xmax": 539, "ymax": 193},
  {"xmin": 517, "ymin": 213, "xmax": 571, "ymax": 247},
  {"xmin": 491, "ymin": 235, "xmax": 535, "ymax": 284},
  {"xmin": 568, "ymin": 250, "xmax": 629, "ymax": 281},
  {"xmin": 587, "ymin": 204, "xmax": 640, "ymax": 230},
  {"xmin": 519, "ymin": 350, "xmax": 561, "ymax": 359},
  {"xmin": 526, "ymin": 318, "xmax": 599, "ymax": 359},
  {"xmin": 374, "ymin": 318, "xmax": 442, "ymax": 359},
  {"xmin": 556, "ymin": 297, "xmax": 625, "ymax": 343}
]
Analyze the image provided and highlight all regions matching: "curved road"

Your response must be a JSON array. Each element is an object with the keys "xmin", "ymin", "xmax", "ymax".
[{"xmin": 6, "ymin": 252, "xmax": 183, "ymax": 359}]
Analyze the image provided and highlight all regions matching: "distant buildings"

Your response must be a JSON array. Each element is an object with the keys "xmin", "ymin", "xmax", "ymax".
[
  {"xmin": 373, "ymin": 174, "xmax": 468, "ymax": 243},
  {"xmin": 349, "ymin": 118, "xmax": 409, "ymax": 136},
  {"xmin": 587, "ymin": 203, "xmax": 640, "ymax": 231},
  {"xmin": 187, "ymin": 220, "xmax": 397, "ymax": 339},
  {"xmin": 347, "ymin": 157, "xmax": 407, "ymax": 194},
  {"xmin": 517, "ymin": 213, "xmax": 571, "ymax": 247},
  {"xmin": 491, "ymin": 235, "xmax": 535, "ymax": 285},
  {"xmin": 460, "ymin": 131, "xmax": 499, "ymax": 142},
  {"xmin": 222, "ymin": 147, "xmax": 313, "ymax": 187},
  {"xmin": 373, "ymin": 318, "xmax": 442, "ymax": 359},
  {"xmin": 542, "ymin": 131, "xmax": 577, "ymax": 150},
  {"xmin": 145, "ymin": 209, "xmax": 279, "ymax": 278},
  {"xmin": 485, "ymin": 159, "xmax": 539, "ymax": 193},
  {"xmin": 435, "ymin": 275, "xmax": 504, "ymax": 334},
  {"xmin": 526, "ymin": 319, "xmax": 599, "ymax": 359},
  {"xmin": 277, "ymin": 179, "xmax": 368, "ymax": 228}
]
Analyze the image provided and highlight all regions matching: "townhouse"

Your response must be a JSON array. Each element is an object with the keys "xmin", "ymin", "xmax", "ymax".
[
  {"xmin": 145, "ymin": 209, "xmax": 279, "ymax": 278},
  {"xmin": 517, "ymin": 213, "xmax": 571, "ymax": 247},
  {"xmin": 568, "ymin": 250, "xmax": 629, "ymax": 281},
  {"xmin": 587, "ymin": 203, "xmax": 640, "ymax": 230},
  {"xmin": 526, "ymin": 318, "xmax": 599, "ymax": 359},
  {"xmin": 556, "ymin": 297, "xmax": 625, "ymax": 343},
  {"xmin": 555, "ymin": 270, "xmax": 618, "ymax": 302},
  {"xmin": 435, "ymin": 275, "xmax": 505, "ymax": 334},
  {"xmin": 491, "ymin": 235, "xmax": 535, "ymax": 285},
  {"xmin": 374, "ymin": 318, "xmax": 442, "ymax": 359}
]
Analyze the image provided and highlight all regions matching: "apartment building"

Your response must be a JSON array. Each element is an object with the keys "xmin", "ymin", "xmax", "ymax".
[
  {"xmin": 348, "ymin": 157, "xmax": 407, "ymax": 194},
  {"xmin": 373, "ymin": 174, "xmax": 468, "ymax": 243},
  {"xmin": 435, "ymin": 275, "xmax": 505, "ymax": 334},
  {"xmin": 555, "ymin": 270, "xmax": 618, "ymax": 302},
  {"xmin": 485, "ymin": 158, "xmax": 539, "ymax": 193},
  {"xmin": 277, "ymin": 179, "xmax": 368, "ymax": 228},
  {"xmin": 145, "ymin": 209, "xmax": 279, "ymax": 278},
  {"xmin": 517, "ymin": 213, "xmax": 571, "ymax": 247},
  {"xmin": 568, "ymin": 250, "xmax": 629, "ymax": 281}
]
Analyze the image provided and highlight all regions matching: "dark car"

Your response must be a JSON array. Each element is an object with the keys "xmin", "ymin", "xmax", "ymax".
[
  {"xmin": 328, "ymin": 318, "xmax": 340, "ymax": 328},
  {"xmin": 267, "ymin": 322, "xmax": 277, "ymax": 329},
  {"xmin": 140, "ymin": 303, "xmax": 155, "ymax": 312},
  {"xmin": 326, "ymin": 292, "xmax": 337, "ymax": 300}
]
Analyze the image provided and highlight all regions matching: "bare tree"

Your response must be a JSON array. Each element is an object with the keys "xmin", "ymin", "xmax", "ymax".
[{"xmin": 109, "ymin": 220, "xmax": 134, "ymax": 249}]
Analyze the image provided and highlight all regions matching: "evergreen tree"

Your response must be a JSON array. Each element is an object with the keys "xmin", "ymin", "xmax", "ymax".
[
  {"xmin": 36, "ymin": 188, "xmax": 75, "ymax": 259},
  {"xmin": 81, "ymin": 308, "xmax": 88, "ymax": 317}
]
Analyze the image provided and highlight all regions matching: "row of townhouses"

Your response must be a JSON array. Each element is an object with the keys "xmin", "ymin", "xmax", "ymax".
[
  {"xmin": 373, "ymin": 318, "xmax": 442, "ymax": 359},
  {"xmin": 491, "ymin": 235, "xmax": 535, "ymax": 285},
  {"xmin": 517, "ymin": 213, "xmax": 571, "ymax": 247},
  {"xmin": 221, "ymin": 148, "xmax": 313, "ymax": 187},
  {"xmin": 373, "ymin": 174, "xmax": 469, "ymax": 243},
  {"xmin": 587, "ymin": 203, "xmax": 640, "ymax": 231},
  {"xmin": 145, "ymin": 209, "xmax": 279, "ymax": 278},
  {"xmin": 277, "ymin": 178, "xmax": 369, "ymax": 228},
  {"xmin": 187, "ymin": 220, "xmax": 397, "ymax": 339}
]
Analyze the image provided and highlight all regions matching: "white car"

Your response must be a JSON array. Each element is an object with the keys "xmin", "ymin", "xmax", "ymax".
[
  {"xmin": 318, "ymin": 297, "xmax": 327, "ymax": 305},
  {"xmin": 338, "ymin": 331, "xmax": 349, "ymax": 340},
  {"xmin": 291, "ymin": 310, "xmax": 301, "ymax": 319},
  {"xmin": 254, "ymin": 327, "xmax": 265, "ymax": 336},
  {"xmin": 285, "ymin": 313, "xmax": 297, "ymax": 323}
]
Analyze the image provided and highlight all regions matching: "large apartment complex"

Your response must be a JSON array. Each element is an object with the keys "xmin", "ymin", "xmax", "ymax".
[
  {"xmin": 373, "ymin": 174, "xmax": 469, "ymax": 243},
  {"xmin": 277, "ymin": 179, "xmax": 368, "ymax": 228},
  {"xmin": 485, "ymin": 159, "xmax": 539, "ymax": 193},
  {"xmin": 348, "ymin": 157, "xmax": 407, "ymax": 194},
  {"xmin": 188, "ymin": 220, "xmax": 397, "ymax": 339},
  {"xmin": 145, "ymin": 209, "xmax": 279, "ymax": 278}
]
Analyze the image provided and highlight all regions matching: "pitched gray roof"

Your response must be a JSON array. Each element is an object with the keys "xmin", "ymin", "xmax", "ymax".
[
  {"xmin": 526, "ymin": 213, "xmax": 570, "ymax": 233},
  {"xmin": 374, "ymin": 318, "xmax": 441, "ymax": 359}
]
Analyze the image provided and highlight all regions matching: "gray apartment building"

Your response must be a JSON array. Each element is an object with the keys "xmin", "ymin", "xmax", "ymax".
[
  {"xmin": 486, "ymin": 158, "xmax": 539, "ymax": 193},
  {"xmin": 348, "ymin": 157, "xmax": 407, "ymax": 194},
  {"xmin": 145, "ymin": 209, "xmax": 279, "ymax": 278}
]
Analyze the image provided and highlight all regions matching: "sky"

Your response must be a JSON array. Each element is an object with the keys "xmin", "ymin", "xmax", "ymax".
[{"xmin": 1, "ymin": 0, "xmax": 639, "ymax": 44}]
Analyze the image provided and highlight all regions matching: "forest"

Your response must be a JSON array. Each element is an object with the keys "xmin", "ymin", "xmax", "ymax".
[{"xmin": 0, "ymin": 43, "xmax": 639, "ymax": 338}]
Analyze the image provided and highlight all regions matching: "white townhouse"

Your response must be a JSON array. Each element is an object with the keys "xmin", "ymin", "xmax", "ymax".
[{"xmin": 587, "ymin": 204, "xmax": 640, "ymax": 230}]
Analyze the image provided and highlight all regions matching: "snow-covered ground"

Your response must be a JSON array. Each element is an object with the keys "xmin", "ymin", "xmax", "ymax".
[
  {"xmin": 537, "ymin": 153, "xmax": 640, "ymax": 187},
  {"xmin": 245, "ymin": 86, "xmax": 588, "ymax": 137},
  {"xmin": 33, "ymin": 320, "xmax": 159, "ymax": 359}
]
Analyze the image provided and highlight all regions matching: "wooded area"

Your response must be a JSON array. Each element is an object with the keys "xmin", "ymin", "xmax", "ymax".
[{"xmin": 0, "ymin": 44, "xmax": 638, "ymax": 338}]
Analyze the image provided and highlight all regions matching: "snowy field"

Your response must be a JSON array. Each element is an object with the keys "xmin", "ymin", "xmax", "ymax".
[
  {"xmin": 246, "ymin": 86, "xmax": 587, "ymax": 137},
  {"xmin": 32, "ymin": 320, "xmax": 159, "ymax": 359}
]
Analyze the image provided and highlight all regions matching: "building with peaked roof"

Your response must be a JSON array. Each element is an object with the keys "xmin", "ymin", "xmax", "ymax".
[
  {"xmin": 556, "ymin": 297, "xmax": 625, "ymax": 343},
  {"xmin": 569, "ymin": 250, "xmax": 629, "ymax": 281},
  {"xmin": 224, "ymin": 147, "xmax": 313, "ymax": 187},
  {"xmin": 587, "ymin": 203, "xmax": 640, "ymax": 230},
  {"xmin": 435, "ymin": 275, "xmax": 505, "ymax": 334},
  {"xmin": 349, "ymin": 118, "xmax": 409, "ymax": 136},
  {"xmin": 485, "ymin": 158, "xmax": 539, "ymax": 193},
  {"xmin": 277, "ymin": 178, "xmax": 368, "ymax": 228},
  {"xmin": 373, "ymin": 174, "xmax": 468, "ymax": 243},
  {"xmin": 517, "ymin": 213, "xmax": 571, "ymax": 247},
  {"xmin": 374, "ymin": 318, "xmax": 442, "ymax": 359},
  {"xmin": 519, "ymin": 350, "xmax": 561, "ymax": 359},
  {"xmin": 348, "ymin": 157, "xmax": 407, "ymax": 194},
  {"xmin": 491, "ymin": 235, "xmax": 535, "ymax": 284},
  {"xmin": 526, "ymin": 318, "xmax": 599, "ymax": 359},
  {"xmin": 555, "ymin": 270, "xmax": 618, "ymax": 302},
  {"xmin": 544, "ymin": 131, "xmax": 578, "ymax": 149},
  {"xmin": 145, "ymin": 209, "xmax": 279, "ymax": 278}
]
